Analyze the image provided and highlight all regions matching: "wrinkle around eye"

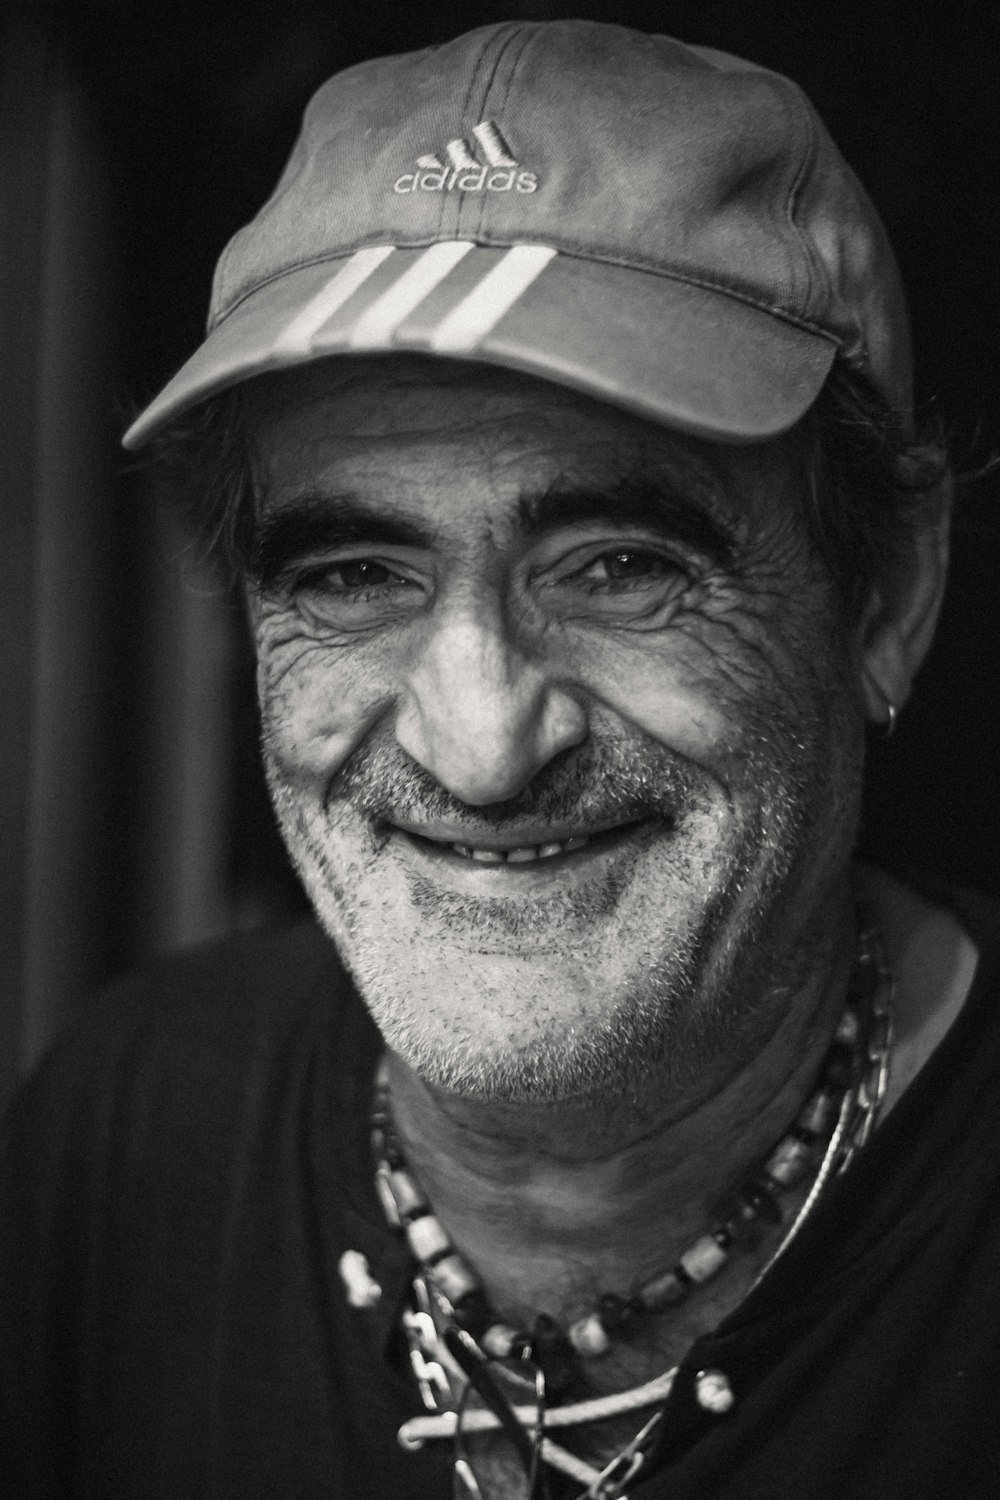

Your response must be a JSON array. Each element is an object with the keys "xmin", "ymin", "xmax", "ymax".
[{"xmin": 289, "ymin": 562, "xmax": 426, "ymax": 634}]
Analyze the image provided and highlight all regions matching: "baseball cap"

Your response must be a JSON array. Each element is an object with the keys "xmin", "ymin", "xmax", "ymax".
[{"xmin": 122, "ymin": 19, "xmax": 912, "ymax": 451}]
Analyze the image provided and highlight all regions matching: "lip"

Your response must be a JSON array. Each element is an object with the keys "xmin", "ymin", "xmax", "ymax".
[
  {"xmin": 385, "ymin": 813, "xmax": 653, "ymax": 852},
  {"xmin": 385, "ymin": 815, "xmax": 665, "ymax": 877}
]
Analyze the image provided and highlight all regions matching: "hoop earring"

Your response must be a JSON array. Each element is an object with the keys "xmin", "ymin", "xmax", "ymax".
[{"xmin": 881, "ymin": 700, "xmax": 898, "ymax": 740}]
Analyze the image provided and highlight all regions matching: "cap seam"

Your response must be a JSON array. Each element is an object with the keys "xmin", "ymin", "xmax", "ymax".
[
  {"xmin": 781, "ymin": 73, "xmax": 832, "ymax": 328},
  {"xmin": 461, "ymin": 23, "xmax": 537, "ymax": 241},
  {"xmin": 211, "ymin": 244, "xmax": 843, "ymax": 349},
  {"xmin": 440, "ymin": 28, "xmax": 501, "ymax": 240}
]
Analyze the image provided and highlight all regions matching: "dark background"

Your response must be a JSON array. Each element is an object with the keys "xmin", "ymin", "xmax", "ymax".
[{"xmin": 2, "ymin": 0, "xmax": 997, "ymax": 1102}]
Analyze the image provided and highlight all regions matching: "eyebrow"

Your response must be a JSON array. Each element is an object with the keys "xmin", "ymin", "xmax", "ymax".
[
  {"xmin": 250, "ymin": 473, "xmax": 738, "ymax": 589},
  {"xmin": 250, "ymin": 495, "xmax": 436, "ymax": 589},
  {"xmin": 518, "ymin": 476, "xmax": 738, "ymax": 567}
]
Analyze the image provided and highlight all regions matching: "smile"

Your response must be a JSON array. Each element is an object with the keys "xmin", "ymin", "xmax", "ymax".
[
  {"xmin": 388, "ymin": 817, "xmax": 664, "ymax": 877},
  {"xmin": 451, "ymin": 836, "xmax": 590, "ymax": 864}
]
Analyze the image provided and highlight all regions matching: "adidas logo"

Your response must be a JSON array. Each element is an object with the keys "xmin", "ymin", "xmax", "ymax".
[{"xmin": 394, "ymin": 119, "xmax": 539, "ymax": 196}]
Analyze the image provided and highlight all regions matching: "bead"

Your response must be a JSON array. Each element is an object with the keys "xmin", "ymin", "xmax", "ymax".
[
  {"xmin": 679, "ymin": 1233, "xmax": 729, "ymax": 1284},
  {"xmin": 823, "ymin": 1045, "xmax": 854, "ymax": 1091},
  {"xmin": 337, "ymin": 1249, "xmax": 382, "ymax": 1309},
  {"xmin": 374, "ymin": 1167, "xmax": 402, "ymax": 1229},
  {"xmin": 740, "ymin": 1180, "xmax": 783, "ymax": 1224},
  {"xmin": 713, "ymin": 1226, "xmax": 734, "ymax": 1251},
  {"xmin": 454, "ymin": 1286, "xmax": 491, "ymax": 1341},
  {"xmin": 568, "ymin": 1312, "xmax": 612, "ymax": 1357},
  {"xmin": 834, "ymin": 1008, "xmax": 860, "ymax": 1046},
  {"xmin": 387, "ymin": 1169, "xmax": 428, "ymax": 1222},
  {"xmin": 638, "ymin": 1267, "xmax": 691, "ymax": 1311},
  {"xmin": 481, "ymin": 1322, "xmax": 521, "ymax": 1359},
  {"xmin": 764, "ymin": 1135, "xmax": 812, "ymax": 1189},
  {"xmin": 531, "ymin": 1314, "xmax": 576, "ymax": 1395},
  {"xmin": 404, "ymin": 1213, "xmax": 452, "ymax": 1264},
  {"xmin": 597, "ymin": 1292, "xmax": 630, "ymax": 1332},
  {"xmin": 429, "ymin": 1253, "xmax": 480, "ymax": 1306},
  {"xmin": 796, "ymin": 1088, "xmax": 837, "ymax": 1139},
  {"xmin": 870, "ymin": 1011, "xmax": 892, "ymax": 1056},
  {"xmin": 695, "ymin": 1368, "xmax": 735, "ymax": 1414}
]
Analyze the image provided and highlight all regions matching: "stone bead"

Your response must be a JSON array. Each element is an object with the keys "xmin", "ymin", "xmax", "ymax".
[
  {"xmin": 740, "ymin": 1180, "xmax": 782, "ymax": 1225},
  {"xmin": 374, "ymin": 1167, "xmax": 402, "ymax": 1229},
  {"xmin": 430, "ymin": 1252, "xmax": 480, "ymax": 1306},
  {"xmin": 337, "ymin": 1249, "xmax": 382, "ymax": 1309},
  {"xmin": 454, "ymin": 1286, "xmax": 492, "ymax": 1341},
  {"xmin": 387, "ymin": 1169, "xmax": 428, "ymax": 1222},
  {"xmin": 597, "ymin": 1292, "xmax": 630, "ymax": 1332},
  {"xmin": 405, "ymin": 1213, "xmax": 451, "ymax": 1263},
  {"xmin": 481, "ymin": 1322, "xmax": 522, "ymax": 1359},
  {"xmin": 638, "ymin": 1267, "xmax": 691, "ymax": 1311},
  {"xmin": 796, "ymin": 1088, "xmax": 837, "ymax": 1139},
  {"xmin": 695, "ymin": 1367, "xmax": 735, "ymax": 1414},
  {"xmin": 531, "ymin": 1314, "xmax": 577, "ymax": 1394},
  {"xmin": 823, "ymin": 1045, "xmax": 854, "ymax": 1092},
  {"xmin": 568, "ymin": 1312, "xmax": 612, "ymax": 1357},
  {"xmin": 764, "ymin": 1135, "xmax": 812, "ymax": 1189},
  {"xmin": 869, "ymin": 1011, "xmax": 892, "ymax": 1056},
  {"xmin": 834, "ymin": 1008, "xmax": 860, "ymax": 1046},
  {"xmin": 679, "ymin": 1233, "xmax": 729, "ymax": 1284}
]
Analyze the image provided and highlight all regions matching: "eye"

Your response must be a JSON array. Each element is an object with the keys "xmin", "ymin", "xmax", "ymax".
[
  {"xmin": 536, "ymin": 541, "xmax": 693, "ymax": 630},
  {"xmin": 292, "ymin": 556, "xmax": 424, "ymax": 630},
  {"xmin": 578, "ymin": 549, "xmax": 684, "ymax": 587},
  {"xmin": 313, "ymin": 559, "xmax": 402, "ymax": 592}
]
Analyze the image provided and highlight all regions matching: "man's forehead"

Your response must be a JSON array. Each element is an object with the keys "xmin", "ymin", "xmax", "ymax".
[
  {"xmin": 249, "ymin": 351, "xmax": 647, "ymax": 440},
  {"xmin": 246, "ymin": 352, "xmax": 791, "ymax": 517}
]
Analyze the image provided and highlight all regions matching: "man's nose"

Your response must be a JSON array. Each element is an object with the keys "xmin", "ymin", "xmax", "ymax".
[{"xmin": 394, "ymin": 607, "xmax": 587, "ymax": 805}]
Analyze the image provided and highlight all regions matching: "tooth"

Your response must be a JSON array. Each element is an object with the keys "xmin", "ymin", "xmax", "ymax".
[
  {"xmin": 452, "ymin": 844, "xmax": 472, "ymax": 857},
  {"xmin": 506, "ymin": 847, "xmax": 539, "ymax": 863},
  {"xmin": 538, "ymin": 843, "xmax": 562, "ymax": 858},
  {"xmin": 470, "ymin": 848, "xmax": 505, "ymax": 863}
]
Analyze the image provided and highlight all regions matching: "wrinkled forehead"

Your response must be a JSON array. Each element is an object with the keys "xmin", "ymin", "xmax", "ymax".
[{"xmin": 244, "ymin": 352, "xmax": 802, "ymax": 525}]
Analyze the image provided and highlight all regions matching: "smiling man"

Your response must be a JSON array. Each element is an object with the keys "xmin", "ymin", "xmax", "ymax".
[{"xmin": 3, "ymin": 19, "xmax": 999, "ymax": 1500}]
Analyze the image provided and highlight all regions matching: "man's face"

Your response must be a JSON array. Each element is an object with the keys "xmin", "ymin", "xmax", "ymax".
[{"xmin": 246, "ymin": 356, "xmax": 866, "ymax": 1109}]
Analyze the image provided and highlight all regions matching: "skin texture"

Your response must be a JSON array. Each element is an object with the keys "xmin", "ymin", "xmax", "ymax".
[{"xmin": 243, "ymin": 354, "xmax": 955, "ymax": 1436}]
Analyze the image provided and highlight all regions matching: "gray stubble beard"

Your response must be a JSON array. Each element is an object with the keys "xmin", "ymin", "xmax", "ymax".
[{"xmin": 262, "ymin": 717, "xmax": 838, "ymax": 1110}]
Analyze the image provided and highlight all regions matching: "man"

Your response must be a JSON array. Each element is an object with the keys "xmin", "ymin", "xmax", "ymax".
[{"xmin": 2, "ymin": 19, "xmax": 996, "ymax": 1500}]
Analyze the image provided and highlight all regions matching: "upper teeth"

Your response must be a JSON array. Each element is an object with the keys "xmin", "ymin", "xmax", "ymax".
[{"xmin": 452, "ymin": 836, "xmax": 590, "ymax": 863}]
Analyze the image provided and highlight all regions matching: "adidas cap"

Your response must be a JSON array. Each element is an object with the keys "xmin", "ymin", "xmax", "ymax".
[{"xmin": 122, "ymin": 20, "xmax": 912, "ymax": 450}]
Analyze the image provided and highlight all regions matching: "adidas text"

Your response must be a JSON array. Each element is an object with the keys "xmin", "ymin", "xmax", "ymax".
[{"xmin": 394, "ymin": 166, "xmax": 538, "ymax": 195}]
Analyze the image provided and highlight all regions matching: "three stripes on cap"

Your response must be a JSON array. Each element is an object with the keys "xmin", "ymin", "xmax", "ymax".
[{"xmin": 272, "ymin": 242, "xmax": 557, "ymax": 359}]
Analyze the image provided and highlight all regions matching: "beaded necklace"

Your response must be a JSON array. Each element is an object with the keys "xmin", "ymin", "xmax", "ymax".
[{"xmin": 352, "ymin": 915, "xmax": 894, "ymax": 1498}]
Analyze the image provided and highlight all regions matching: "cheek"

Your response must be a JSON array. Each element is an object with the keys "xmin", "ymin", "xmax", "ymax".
[
  {"xmin": 562, "ymin": 593, "xmax": 855, "ymax": 778},
  {"xmin": 253, "ymin": 615, "xmax": 395, "ymax": 783}
]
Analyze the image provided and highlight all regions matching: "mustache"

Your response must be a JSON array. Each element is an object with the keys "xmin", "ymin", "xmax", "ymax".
[{"xmin": 326, "ymin": 732, "xmax": 710, "ymax": 831}]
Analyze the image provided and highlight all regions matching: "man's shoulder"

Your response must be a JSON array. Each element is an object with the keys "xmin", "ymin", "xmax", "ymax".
[
  {"xmin": 69, "ymin": 917, "xmax": 349, "ymax": 1052},
  {"xmin": 5, "ymin": 920, "xmax": 359, "ymax": 1155}
]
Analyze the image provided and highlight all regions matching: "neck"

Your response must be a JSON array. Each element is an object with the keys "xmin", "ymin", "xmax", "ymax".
[{"xmin": 384, "ymin": 899, "xmax": 857, "ymax": 1328}]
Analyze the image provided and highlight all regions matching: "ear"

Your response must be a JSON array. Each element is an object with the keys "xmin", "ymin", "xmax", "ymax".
[{"xmin": 858, "ymin": 479, "xmax": 952, "ymax": 728}]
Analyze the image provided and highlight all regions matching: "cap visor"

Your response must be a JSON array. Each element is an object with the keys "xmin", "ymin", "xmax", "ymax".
[{"xmin": 123, "ymin": 244, "xmax": 837, "ymax": 450}]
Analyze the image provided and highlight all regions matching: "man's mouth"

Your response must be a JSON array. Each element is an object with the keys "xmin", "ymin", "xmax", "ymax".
[
  {"xmin": 449, "ymin": 834, "xmax": 591, "ymax": 864},
  {"xmin": 385, "ymin": 817, "xmax": 663, "ymax": 869}
]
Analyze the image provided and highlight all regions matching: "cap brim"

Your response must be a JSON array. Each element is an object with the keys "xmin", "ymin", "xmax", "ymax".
[{"xmin": 122, "ymin": 244, "xmax": 838, "ymax": 450}]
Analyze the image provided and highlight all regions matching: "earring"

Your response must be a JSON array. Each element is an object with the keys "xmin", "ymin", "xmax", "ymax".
[{"xmin": 881, "ymin": 699, "xmax": 898, "ymax": 739}]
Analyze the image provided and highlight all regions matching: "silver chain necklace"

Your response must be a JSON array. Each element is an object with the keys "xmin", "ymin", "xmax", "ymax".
[{"xmin": 345, "ymin": 914, "xmax": 894, "ymax": 1499}]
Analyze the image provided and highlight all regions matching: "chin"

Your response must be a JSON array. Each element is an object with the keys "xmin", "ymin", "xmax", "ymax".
[{"xmin": 323, "ymin": 894, "xmax": 739, "ymax": 1108}]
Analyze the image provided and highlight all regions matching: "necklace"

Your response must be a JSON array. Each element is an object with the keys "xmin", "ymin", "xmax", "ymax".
[{"xmin": 356, "ymin": 914, "xmax": 894, "ymax": 1498}]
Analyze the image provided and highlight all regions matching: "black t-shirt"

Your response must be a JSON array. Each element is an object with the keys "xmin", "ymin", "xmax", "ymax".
[{"xmin": 2, "ymin": 882, "xmax": 999, "ymax": 1498}]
